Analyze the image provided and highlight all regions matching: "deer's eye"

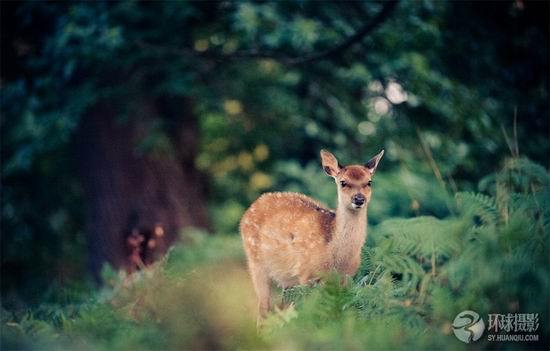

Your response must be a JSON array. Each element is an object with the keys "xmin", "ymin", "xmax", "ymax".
[
  {"xmin": 365, "ymin": 180, "xmax": 372, "ymax": 187},
  {"xmin": 340, "ymin": 180, "xmax": 348, "ymax": 188}
]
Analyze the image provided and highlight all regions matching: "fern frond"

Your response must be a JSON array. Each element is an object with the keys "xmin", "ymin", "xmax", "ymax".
[
  {"xmin": 372, "ymin": 217, "xmax": 462, "ymax": 260},
  {"xmin": 455, "ymin": 191, "xmax": 498, "ymax": 226}
]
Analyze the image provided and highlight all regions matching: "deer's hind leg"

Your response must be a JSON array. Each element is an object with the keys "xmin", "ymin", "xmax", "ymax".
[{"xmin": 248, "ymin": 262, "xmax": 271, "ymax": 320}]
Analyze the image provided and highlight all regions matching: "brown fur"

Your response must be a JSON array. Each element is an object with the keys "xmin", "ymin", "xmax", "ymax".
[{"xmin": 343, "ymin": 166, "xmax": 368, "ymax": 181}]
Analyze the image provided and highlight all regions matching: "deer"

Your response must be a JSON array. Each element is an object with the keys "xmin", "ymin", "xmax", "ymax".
[{"xmin": 240, "ymin": 149, "xmax": 384, "ymax": 319}]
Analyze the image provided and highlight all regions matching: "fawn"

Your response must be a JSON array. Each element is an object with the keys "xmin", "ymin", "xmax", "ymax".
[{"xmin": 240, "ymin": 149, "xmax": 384, "ymax": 318}]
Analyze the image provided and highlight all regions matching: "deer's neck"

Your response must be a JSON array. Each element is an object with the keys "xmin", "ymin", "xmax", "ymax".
[{"xmin": 330, "ymin": 206, "xmax": 367, "ymax": 263}]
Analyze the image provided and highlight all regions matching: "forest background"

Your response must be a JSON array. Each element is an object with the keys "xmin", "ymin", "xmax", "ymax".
[{"xmin": 1, "ymin": 1, "xmax": 548, "ymax": 350}]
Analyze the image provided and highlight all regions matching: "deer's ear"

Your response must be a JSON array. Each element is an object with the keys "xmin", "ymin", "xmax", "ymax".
[
  {"xmin": 365, "ymin": 149, "xmax": 384, "ymax": 174},
  {"xmin": 320, "ymin": 149, "xmax": 341, "ymax": 177}
]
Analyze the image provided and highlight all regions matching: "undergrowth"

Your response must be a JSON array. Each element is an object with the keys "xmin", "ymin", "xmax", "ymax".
[{"xmin": 2, "ymin": 157, "xmax": 548, "ymax": 350}]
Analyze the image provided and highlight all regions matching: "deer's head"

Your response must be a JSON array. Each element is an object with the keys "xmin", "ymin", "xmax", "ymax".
[{"xmin": 320, "ymin": 149, "xmax": 384, "ymax": 211}]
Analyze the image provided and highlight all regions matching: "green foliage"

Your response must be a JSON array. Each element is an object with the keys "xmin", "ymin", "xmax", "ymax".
[
  {"xmin": 2, "ymin": 0, "xmax": 548, "ymax": 305},
  {"xmin": 455, "ymin": 192, "xmax": 498, "ymax": 226},
  {"xmin": 2, "ymin": 158, "xmax": 548, "ymax": 349},
  {"xmin": 1, "ymin": 0, "xmax": 549, "ymax": 349}
]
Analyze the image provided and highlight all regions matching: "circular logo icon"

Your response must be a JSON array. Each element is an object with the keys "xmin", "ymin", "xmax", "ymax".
[{"xmin": 452, "ymin": 310, "xmax": 485, "ymax": 343}]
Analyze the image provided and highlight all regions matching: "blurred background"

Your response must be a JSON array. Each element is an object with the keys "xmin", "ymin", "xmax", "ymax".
[{"xmin": 1, "ymin": 1, "xmax": 548, "ymax": 349}]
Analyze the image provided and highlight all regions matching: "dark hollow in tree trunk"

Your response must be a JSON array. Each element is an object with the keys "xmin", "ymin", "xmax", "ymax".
[{"xmin": 77, "ymin": 95, "xmax": 209, "ymax": 280}]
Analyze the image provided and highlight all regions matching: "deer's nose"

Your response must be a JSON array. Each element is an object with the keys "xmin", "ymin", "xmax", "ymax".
[{"xmin": 352, "ymin": 193, "xmax": 365, "ymax": 206}]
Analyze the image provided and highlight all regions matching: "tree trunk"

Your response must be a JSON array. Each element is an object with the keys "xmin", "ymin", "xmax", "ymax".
[{"xmin": 77, "ymin": 95, "xmax": 209, "ymax": 280}]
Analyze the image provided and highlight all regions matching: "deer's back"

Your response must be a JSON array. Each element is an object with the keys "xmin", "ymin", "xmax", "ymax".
[{"xmin": 240, "ymin": 192, "xmax": 335, "ymax": 286}]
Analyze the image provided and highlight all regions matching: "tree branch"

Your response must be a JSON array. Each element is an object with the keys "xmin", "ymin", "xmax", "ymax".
[
  {"xmin": 136, "ymin": 0, "xmax": 399, "ymax": 66},
  {"xmin": 286, "ymin": 0, "xmax": 399, "ymax": 65}
]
